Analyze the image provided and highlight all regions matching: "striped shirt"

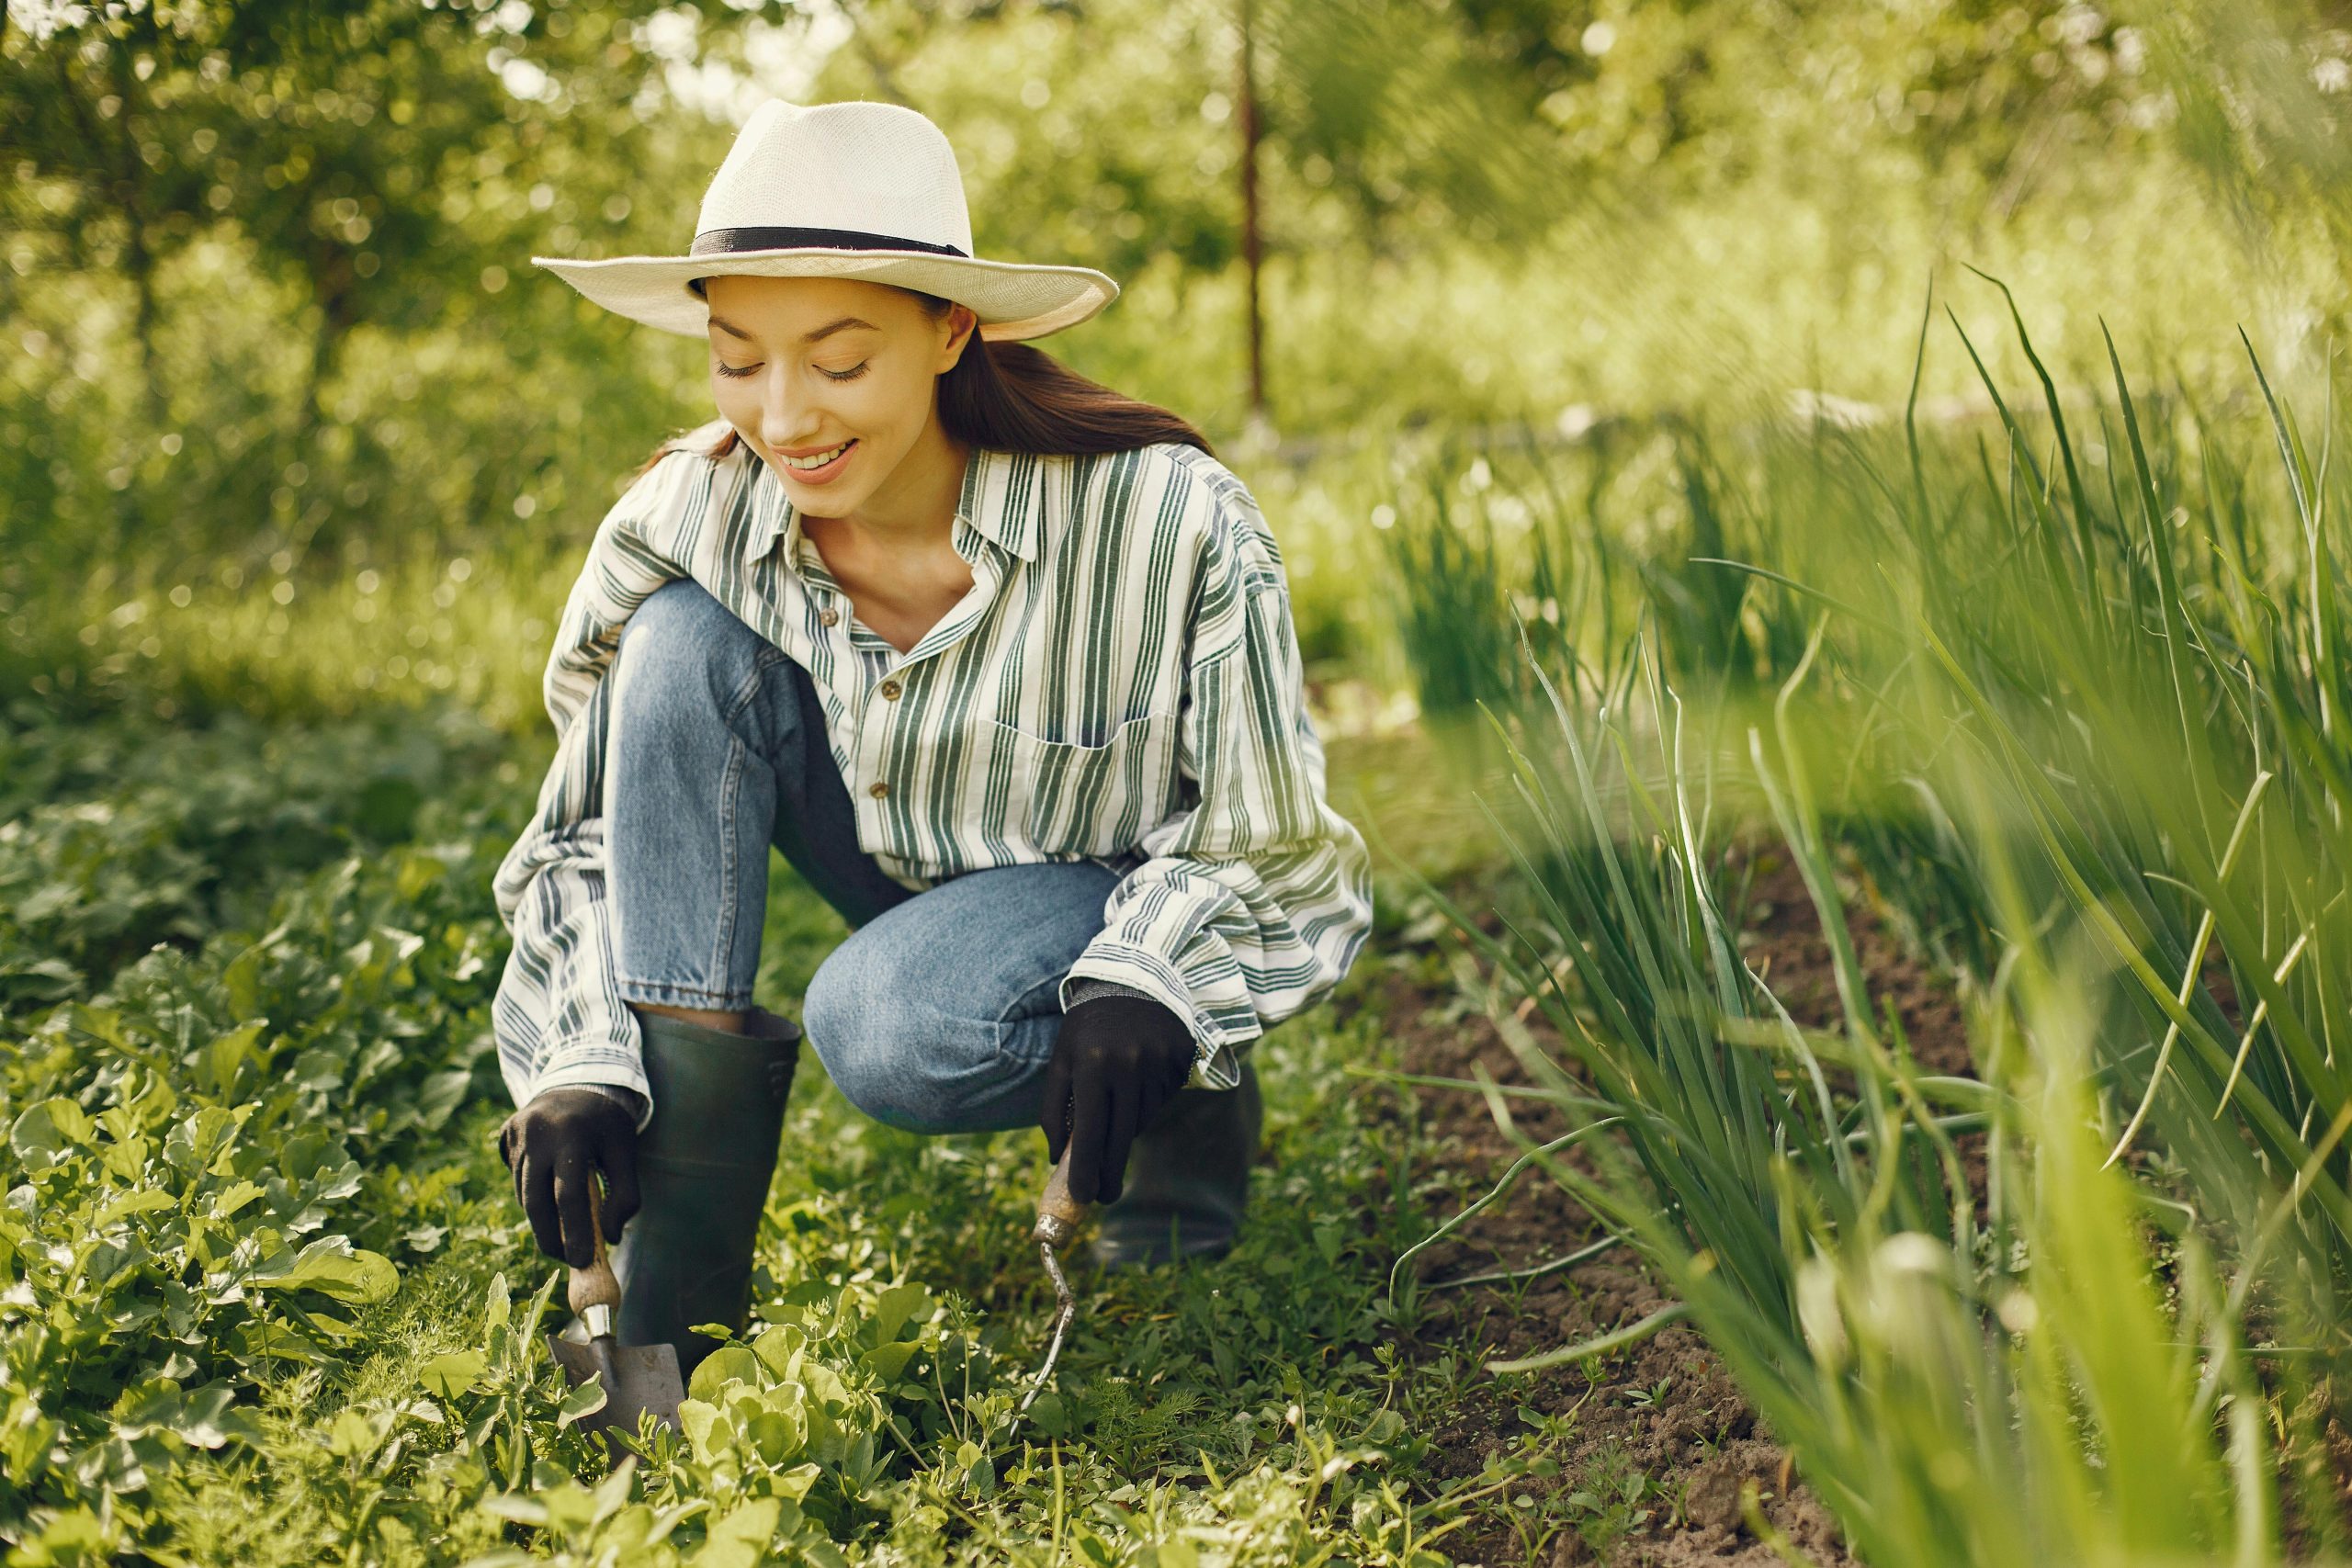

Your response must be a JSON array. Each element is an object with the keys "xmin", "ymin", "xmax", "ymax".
[{"xmin": 491, "ymin": 424, "xmax": 1375, "ymax": 1117}]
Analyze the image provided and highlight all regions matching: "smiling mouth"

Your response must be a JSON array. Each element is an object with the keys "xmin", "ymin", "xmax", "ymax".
[{"xmin": 778, "ymin": 440, "xmax": 856, "ymax": 472}]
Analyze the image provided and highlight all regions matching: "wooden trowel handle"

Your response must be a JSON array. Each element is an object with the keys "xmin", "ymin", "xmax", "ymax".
[
  {"xmin": 1034, "ymin": 1145, "xmax": 1089, "ymax": 1247},
  {"xmin": 568, "ymin": 1175, "xmax": 622, "ymax": 1320}
]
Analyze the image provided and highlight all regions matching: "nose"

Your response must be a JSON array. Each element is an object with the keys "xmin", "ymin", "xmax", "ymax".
[{"xmin": 756, "ymin": 368, "xmax": 823, "ymax": 453}]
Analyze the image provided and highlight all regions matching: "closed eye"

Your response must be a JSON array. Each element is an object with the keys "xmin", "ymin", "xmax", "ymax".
[{"xmin": 715, "ymin": 361, "xmax": 869, "ymax": 382}]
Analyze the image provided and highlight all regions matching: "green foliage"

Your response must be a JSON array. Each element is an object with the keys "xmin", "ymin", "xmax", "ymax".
[
  {"xmin": 0, "ymin": 698, "xmax": 509, "ymax": 1007},
  {"xmin": 0, "ymin": 718, "xmax": 518, "ymax": 1554},
  {"xmin": 6, "ymin": 0, "xmax": 2332, "ymax": 602},
  {"xmin": 17, "ymin": 5, "xmax": 2352, "ymax": 1559}
]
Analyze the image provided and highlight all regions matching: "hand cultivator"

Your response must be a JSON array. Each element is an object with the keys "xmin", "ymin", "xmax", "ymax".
[{"xmin": 1015, "ymin": 1146, "xmax": 1089, "ymax": 1416}]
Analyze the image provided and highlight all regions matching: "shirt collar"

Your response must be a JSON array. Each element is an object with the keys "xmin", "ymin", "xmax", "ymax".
[{"xmin": 747, "ymin": 444, "xmax": 1042, "ymax": 569}]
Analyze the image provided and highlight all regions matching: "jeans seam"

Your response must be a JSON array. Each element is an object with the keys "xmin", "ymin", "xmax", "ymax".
[{"xmin": 709, "ymin": 732, "xmax": 746, "ymax": 995}]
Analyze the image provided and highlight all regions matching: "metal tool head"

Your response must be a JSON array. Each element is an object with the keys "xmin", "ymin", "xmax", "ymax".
[
  {"xmin": 1016, "ymin": 1239, "xmax": 1079, "ymax": 1416},
  {"xmin": 544, "ymin": 1175, "xmax": 685, "ymax": 1440},
  {"xmin": 1016, "ymin": 1146, "xmax": 1089, "ymax": 1417},
  {"xmin": 545, "ymin": 1331, "xmax": 686, "ymax": 1436}
]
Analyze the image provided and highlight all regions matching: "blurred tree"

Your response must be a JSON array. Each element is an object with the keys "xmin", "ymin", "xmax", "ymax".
[
  {"xmin": 1, "ymin": 0, "xmax": 785, "ymax": 562},
  {"xmin": 0, "ymin": 0, "xmax": 2301, "ymax": 579},
  {"xmin": 3, "ymin": 1, "xmax": 760, "ymax": 431},
  {"xmin": 1251, "ymin": 0, "xmax": 1573, "ymax": 252},
  {"xmin": 2121, "ymin": 0, "xmax": 2352, "ymax": 274}
]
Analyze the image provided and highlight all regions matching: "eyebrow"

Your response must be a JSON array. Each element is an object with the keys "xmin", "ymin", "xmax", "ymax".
[{"xmin": 707, "ymin": 314, "xmax": 880, "ymax": 345}]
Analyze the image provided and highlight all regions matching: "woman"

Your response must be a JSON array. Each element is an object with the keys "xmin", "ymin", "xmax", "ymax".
[{"xmin": 490, "ymin": 98, "xmax": 1374, "ymax": 1374}]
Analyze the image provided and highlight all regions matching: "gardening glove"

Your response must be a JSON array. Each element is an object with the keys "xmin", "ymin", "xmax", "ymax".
[
  {"xmin": 1038, "ymin": 992, "xmax": 1198, "ymax": 1206},
  {"xmin": 497, "ymin": 1087, "xmax": 642, "ymax": 1269}
]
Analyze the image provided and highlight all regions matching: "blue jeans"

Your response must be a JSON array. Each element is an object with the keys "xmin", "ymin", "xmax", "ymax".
[{"xmin": 604, "ymin": 578, "xmax": 1122, "ymax": 1134}]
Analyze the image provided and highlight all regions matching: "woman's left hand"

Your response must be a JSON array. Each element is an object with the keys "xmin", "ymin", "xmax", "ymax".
[{"xmin": 1039, "ymin": 994, "xmax": 1196, "ymax": 1205}]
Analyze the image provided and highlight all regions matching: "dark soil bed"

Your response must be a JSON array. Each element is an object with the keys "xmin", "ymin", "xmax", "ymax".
[{"xmin": 1341, "ymin": 850, "xmax": 1974, "ymax": 1566}]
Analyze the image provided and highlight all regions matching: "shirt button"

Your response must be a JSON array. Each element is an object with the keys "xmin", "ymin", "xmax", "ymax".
[
  {"xmin": 868, "ymin": 781, "xmax": 888, "ymax": 798},
  {"xmin": 819, "ymin": 608, "xmax": 840, "ymax": 626},
  {"xmin": 879, "ymin": 679, "xmax": 902, "ymax": 700}
]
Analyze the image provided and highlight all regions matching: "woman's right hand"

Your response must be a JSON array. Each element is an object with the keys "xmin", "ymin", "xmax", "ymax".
[{"xmin": 497, "ymin": 1088, "xmax": 642, "ymax": 1268}]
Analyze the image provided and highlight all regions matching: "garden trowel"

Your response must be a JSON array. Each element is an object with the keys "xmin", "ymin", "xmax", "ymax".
[{"xmin": 545, "ymin": 1177, "xmax": 684, "ymax": 1437}]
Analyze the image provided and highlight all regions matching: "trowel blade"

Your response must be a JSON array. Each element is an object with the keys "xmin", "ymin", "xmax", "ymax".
[{"xmin": 545, "ymin": 1334, "xmax": 685, "ymax": 1436}]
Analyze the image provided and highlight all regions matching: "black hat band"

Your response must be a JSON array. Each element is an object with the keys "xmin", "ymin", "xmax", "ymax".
[
  {"xmin": 689, "ymin": 226, "xmax": 970, "ymax": 259},
  {"xmin": 686, "ymin": 226, "xmax": 971, "ymax": 299}
]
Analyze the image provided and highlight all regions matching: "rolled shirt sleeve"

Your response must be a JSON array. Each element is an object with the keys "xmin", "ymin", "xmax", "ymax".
[
  {"xmin": 1054, "ymin": 486, "xmax": 1375, "ymax": 1090},
  {"xmin": 490, "ymin": 452, "xmax": 699, "ymax": 1128}
]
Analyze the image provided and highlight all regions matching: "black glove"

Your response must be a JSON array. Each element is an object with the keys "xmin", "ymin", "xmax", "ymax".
[
  {"xmin": 496, "ymin": 1087, "xmax": 642, "ymax": 1269},
  {"xmin": 1038, "ymin": 993, "xmax": 1197, "ymax": 1206}
]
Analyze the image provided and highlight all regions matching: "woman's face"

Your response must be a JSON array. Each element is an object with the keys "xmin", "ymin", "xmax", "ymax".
[{"xmin": 700, "ymin": 274, "xmax": 976, "ymax": 518}]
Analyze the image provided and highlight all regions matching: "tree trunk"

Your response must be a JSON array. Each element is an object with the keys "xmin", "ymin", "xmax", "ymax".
[
  {"xmin": 111, "ymin": 30, "xmax": 166, "ymax": 553},
  {"xmin": 1238, "ymin": 0, "xmax": 1267, "ymax": 424}
]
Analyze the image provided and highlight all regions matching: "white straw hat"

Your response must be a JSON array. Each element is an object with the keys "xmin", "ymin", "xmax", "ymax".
[{"xmin": 533, "ymin": 98, "xmax": 1119, "ymax": 343}]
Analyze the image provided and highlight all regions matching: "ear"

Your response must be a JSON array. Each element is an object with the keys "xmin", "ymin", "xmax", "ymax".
[{"xmin": 937, "ymin": 302, "xmax": 979, "ymax": 370}]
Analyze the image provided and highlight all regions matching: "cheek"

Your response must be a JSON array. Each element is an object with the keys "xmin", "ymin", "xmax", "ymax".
[
  {"xmin": 849, "ymin": 366, "xmax": 924, "ymax": 433},
  {"xmin": 709, "ymin": 372, "xmax": 754, "ymax": 417}
]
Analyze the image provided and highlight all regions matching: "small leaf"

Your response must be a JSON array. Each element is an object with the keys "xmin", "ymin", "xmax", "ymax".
[
  {"xmin": 686, "ymin": 1344, "xmax": 761, "ymax": 1403},
  {"xmin": 859, "ymin": 1341, "xmax": 920, "ymax": 1384},
  {"xmin": 481, "ymin": 1493, "xmax": 549, "ymax": 1526},
  {"xmin": 166, "ymin": 1384, "xmax": 250, "ymax": 1449},
  {"xmin": 11, "ymin": 1098, "xmax": 94, "ymax": 1170},
  {"xmin": 209, "ymin": 1180, "xmax": 266, "ymax": 1220},
  {"xmin": 556, "ymin": 1375, "xmax": 609, "ymax": 1429},
  {"xmin": 1024, "ymin": 1390, "xmax": 1069, "ymax": 1437},
  {"xmin": 417, "ymin": 1350, "xmax": 488, "ymax": 1399},
  {"xmin": 869, "ymin": 1282, "xmax": 933, "ymax": 1346},
  {"xmin": 750, "ymin": 1322, "xmax": 806, "ymax": 1376},
  {"xmin": 695, "ymin": 1497, "xmax": 781, "ymax": 1568},
  {"xmin": 97, "ymin": 1189, "xmax": 176, "ymax": 1224},
  {"xmin": 246, "ymin": 1236, "xmax": 399, "ymax": 1304},
  {"xmin": 329, "ymin": 1407, "xmax": 390, "ymax": 1458},
  {"xmin": 677, "ymin": 1397, "xmax": 720, "ymax": 1462}
]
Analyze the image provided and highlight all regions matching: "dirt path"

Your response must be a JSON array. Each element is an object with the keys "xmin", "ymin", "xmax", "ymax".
[{"xmin": 1340, "ymin": 852, "xmax": 1973, "ymax": 1566}]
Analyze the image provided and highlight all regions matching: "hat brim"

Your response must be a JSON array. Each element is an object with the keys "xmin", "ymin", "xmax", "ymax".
[{"xmin": 532, "ymin": 248, "xmax": 1118, "ymax": 342}]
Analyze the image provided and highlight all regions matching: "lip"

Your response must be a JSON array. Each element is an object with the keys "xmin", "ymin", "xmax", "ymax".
[{"xmin": 775, "ymin": 438, "xmax": 857, "ymax": 484}]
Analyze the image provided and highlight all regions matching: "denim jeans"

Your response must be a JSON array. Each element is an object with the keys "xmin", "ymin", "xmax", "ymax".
[{"xmin": 605, "ymin": 578, "xmax": 1123, "ymax": 1134}]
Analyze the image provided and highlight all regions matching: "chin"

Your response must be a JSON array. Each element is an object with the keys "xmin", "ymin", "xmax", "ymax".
[{"xmin": 784, "ymin": 483, "xmax": 855, "ymax": 517}]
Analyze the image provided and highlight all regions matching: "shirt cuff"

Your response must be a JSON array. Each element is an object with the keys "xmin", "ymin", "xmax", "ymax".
[
  {"xmin": 527, "ymin": 1050, "xmax": 654, "ymax": 1132},
  {"xmin": 1061, "ymin": 976, "xmax": 1163, "ymax": 1009},
  {"xmin": 571, "ymin": 1081, "xmax": 649, "ymax": 1126},
  {"xmin": 1058, "ymin": 946, "xmax": 1252, "ymax": 1091}
]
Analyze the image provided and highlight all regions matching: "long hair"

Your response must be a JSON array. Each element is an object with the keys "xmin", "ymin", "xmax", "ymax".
[{"xmin": 638, "ymin": 287, "xmax": 1212, "ymax": 477}]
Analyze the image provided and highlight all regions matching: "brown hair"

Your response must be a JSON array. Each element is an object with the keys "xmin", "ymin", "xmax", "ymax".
[{"xmin": 638, "ymin": 287, "xmax": 1212, "ymax": 477}]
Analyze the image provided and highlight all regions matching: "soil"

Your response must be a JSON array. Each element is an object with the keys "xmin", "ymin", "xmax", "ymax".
[{"xmin": 1340, "ymin": 847, "xmax": 1976, "ymax": 1567}]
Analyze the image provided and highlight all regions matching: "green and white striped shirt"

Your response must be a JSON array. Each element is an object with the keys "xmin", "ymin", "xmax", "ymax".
[{"xmin": 492, "ymin": 425, "xmax": 1374, "ymax": 1116}]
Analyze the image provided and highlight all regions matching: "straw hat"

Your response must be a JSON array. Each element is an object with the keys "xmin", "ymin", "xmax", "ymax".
[{"xmin": 534, "ymin": 98, "xmax": 1119, "ymax": 343}]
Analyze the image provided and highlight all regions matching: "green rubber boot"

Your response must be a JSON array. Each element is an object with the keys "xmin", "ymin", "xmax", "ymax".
[
  {"xmin": 1087, "ymin": 1057, "xmax": 1263, "ymax": 1270},
  {"xmin": 607, "ymin": 1006, "xmax": 799, "ymax": 1380}
]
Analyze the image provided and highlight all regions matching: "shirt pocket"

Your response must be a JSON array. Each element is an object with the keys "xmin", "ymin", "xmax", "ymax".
[{"xmin": 987, "ymin": 710, "xmax": 1178, "ymax": 855}]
